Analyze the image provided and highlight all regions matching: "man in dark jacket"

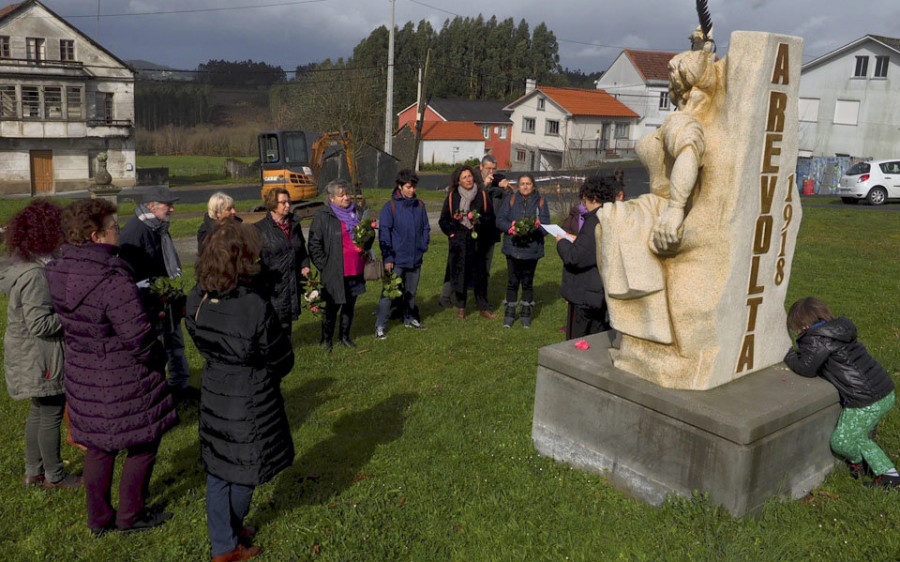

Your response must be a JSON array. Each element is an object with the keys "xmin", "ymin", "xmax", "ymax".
[
  {"xmin": 375, "ymin": 169, "xmax": 430, "ymax": 339},
  {"xmin": 119, "ymin": 186, "xmax": 192, "ymax": 396},
  {"xmin": 556, "ymin": 176, "xmax": 618, "ymax": 339},
  {"xmin": 255, "ymin": 187, "xmax": 310, "ymax": 333}
]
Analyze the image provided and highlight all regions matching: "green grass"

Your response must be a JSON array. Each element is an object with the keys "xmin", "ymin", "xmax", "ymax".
[
  {"xmin": 1, "ymin": 204, "xmax": 899, "ymax": 560},
  {"xmin": 137, "ymin": 155, "xmax": 256, "ymax": 186}
]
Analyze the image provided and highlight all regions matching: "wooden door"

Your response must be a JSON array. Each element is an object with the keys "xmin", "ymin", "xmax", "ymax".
[{"xmin": 29, "ymin": 150, "xmax": 53, "ymax": 194}]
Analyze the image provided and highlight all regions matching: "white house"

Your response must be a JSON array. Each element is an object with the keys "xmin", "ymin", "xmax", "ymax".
[
  {"xmin": 595, "ymin": 49, "xmax": 678, "ymax": 140},
  {"xmin": 397, "ymin": 121, "xmax": 485, "ymax": 167},
  {"xmin": 0, "ymin": 0, "xmax": 136, "ymax": 196},
  {"xmin": 799, "ymin": 34, "xmax": 900, "ymax": 159},
  {"xmin": 503, "ymin": 81, "xmax": 639, "ymax": 171}
]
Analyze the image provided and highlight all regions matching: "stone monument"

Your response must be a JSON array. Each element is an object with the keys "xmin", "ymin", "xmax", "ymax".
[
  {"xmin": 89, "ymin": 152, "xmax": 121, "ymax": 204},
  {"xmin": 533, "ymin": 6, "xmax": 840, "ymax": 516}
]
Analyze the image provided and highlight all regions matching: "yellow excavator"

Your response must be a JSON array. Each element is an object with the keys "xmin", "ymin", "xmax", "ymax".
[{"xmin": 257, "ymin": 129, "xmax": 359, "ymax": 218}]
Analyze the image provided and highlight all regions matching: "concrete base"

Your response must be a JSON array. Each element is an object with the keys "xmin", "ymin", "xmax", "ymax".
[{"xmin": 532, "ymin": 333, "xmax": 841, "ymax": 516}]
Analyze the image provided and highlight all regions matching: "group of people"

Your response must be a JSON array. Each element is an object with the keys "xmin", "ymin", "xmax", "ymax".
[
  {"xmin": 1, "ymin": 191, "xmax": 273, "ymax": 561},
  {"xmin": 5, "ymin": 148, "xmax": 896, "ymax": 560}
]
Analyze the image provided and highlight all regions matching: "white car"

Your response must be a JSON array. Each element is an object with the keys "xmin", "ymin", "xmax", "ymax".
[{"xmin": 837, "ymin": 159, "xmax": 900, "ymax": 205}]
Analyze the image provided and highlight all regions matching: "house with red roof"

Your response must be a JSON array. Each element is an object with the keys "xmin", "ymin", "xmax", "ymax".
[
  {"xmin": 396, "ymin": 97, "xmax": 512, "ymax": 167},
  {"xmin": 394, "ymin": 120, "xmax": 486, "ymax": 167},
  {"xmin": 502, "ymin": 80, "xmax": 639, "ymax": 171},
  {"xmin": 595, "ymin": 49, "xmax": 678, "ymax": 140},
  {"xmin": 0, "ymin": 0, "xmax": 135, "ymax": 196}
]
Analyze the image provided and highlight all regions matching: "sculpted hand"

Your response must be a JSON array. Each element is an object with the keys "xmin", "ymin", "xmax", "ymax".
[{"xmin": 652, "ymin": 206, "xmax": 685, "ymax": 254}]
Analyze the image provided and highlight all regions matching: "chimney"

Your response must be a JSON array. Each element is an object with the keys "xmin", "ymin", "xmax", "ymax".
[{"xmin": 525, "ymin": 78, "xmax": 536, "ymax": 94}]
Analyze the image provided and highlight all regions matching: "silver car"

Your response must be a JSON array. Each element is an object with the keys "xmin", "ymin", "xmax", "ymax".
[{"xmin": 837, "ymin": 159, "xmax": 900, "ymax": 205}]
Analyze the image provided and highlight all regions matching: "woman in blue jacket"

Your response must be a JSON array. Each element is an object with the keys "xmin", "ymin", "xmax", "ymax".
[
  {"xmin": 495, "ymin": 173, "xmax": 550, "ymax": 328},
  {"xmin": 375, "ymin": 169, "xmax": 430, "ymax": 339}
]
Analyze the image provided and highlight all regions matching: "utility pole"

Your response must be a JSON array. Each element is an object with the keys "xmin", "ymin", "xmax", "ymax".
[
  {"xmin": 383, "ymin": 0, "xmax": 395, "ymax": 154},
  {"xmin": 412, "ymin": 49, "xmax": 431, "ymax": 172}
]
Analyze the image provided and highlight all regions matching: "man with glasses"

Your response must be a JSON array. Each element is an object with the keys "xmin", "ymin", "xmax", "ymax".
[
  {"xmin": 255, "ymin": 187, "xmax": 310, "ymax": 333},
  {"xmin": 119, "ymin": 185, "xmax": 193, "ymax": 400}
]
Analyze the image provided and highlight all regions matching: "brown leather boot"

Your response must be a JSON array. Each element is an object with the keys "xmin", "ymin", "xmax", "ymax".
[{"xmin": 212, "ymin": 544, "xmax": 261, "ymax": 562}]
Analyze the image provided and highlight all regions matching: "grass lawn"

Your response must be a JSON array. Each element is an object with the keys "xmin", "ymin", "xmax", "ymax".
[
  {"xmin": 0, "ymin": 203, "xmax": 899, "ymax": 560},
  {"xmin": 137, "ymin": 155, "xmax": 256, "ymax": 186}
]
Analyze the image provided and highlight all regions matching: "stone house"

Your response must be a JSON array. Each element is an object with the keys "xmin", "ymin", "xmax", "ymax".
[{"xmin": 0, "ymin": 0, "xmax": 135, "ymax": 196}]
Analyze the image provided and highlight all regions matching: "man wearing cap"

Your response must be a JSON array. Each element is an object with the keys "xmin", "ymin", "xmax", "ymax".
[{"xmin": 119, "ymin": 186, "xmax": 192, "ymax": 398}]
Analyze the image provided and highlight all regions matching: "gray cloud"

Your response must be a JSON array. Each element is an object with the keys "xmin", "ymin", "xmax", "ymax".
[{"xmin": 46, "ymin": 0, "xmax": 896, "ymax": 74}]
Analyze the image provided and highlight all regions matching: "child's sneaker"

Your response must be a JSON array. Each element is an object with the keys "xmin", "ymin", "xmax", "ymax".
[{"xmin": 866, "ymin": 473, "xmax": 900, "ymax": 488}]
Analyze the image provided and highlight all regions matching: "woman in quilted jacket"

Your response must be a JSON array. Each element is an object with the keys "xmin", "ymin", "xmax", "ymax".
[
  {"xmin": 45, "ymin": 199, "xmax": 177, "ymax": 536},
  {"xmin": 0, "ymin": 199, "xmax": 80, "ymax": 489},
  {"xmin": 186, "ymin": 221, "xmax": 294, "ymax": 562}
]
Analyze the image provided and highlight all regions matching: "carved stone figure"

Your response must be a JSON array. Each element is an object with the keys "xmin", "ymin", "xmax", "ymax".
[
  {"xmin": 596, "ymin": 21, "xmax": 804, "ymax": 389},
  {"xmin": 94, "ymin": 152, "xmax": 112, "ymax": 186}
]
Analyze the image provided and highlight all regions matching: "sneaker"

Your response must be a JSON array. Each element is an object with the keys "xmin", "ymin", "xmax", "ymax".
[
  {"xmin": 866, "ymin": 473, "xmax": 900, "ymax": 488},
  {"xmin": 42, "ymin": 473, "xmax": 83, "ymax": 490},
  {"xmin": 404, "ymin": 319, "xmax": 426, "ymax": 330},
  {"xmin": 375, "ymin": 326, "xmax": 387, "ymax": 340}
]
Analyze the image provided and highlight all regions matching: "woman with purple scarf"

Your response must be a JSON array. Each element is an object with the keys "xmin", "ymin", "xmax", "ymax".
[{"xmin": 308, "ymin": 179, "xmax": 372, "ymax": 351}]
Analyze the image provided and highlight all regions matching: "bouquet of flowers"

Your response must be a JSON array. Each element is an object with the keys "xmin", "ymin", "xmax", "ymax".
[
  {"xmin": 352, "ymin": 219, "xmax": 377, "ymax": 251},
  {"xmin": 147, "ymin": 276, "xmax": 187, "ymax": 335},
  {"xmin": 303, "ymin": 270, "xmax": 325, "ymax": 316},
  {"xmin": 381, "ymin": 271, "xmax": 403, "ymax": 299},
  {"xmin": 453, "ymin": 208, "xmax": 483, "ymax": 239},
  {"xmin": 508, "ymin": 215, "xmax": 541, "ymax": 238}
]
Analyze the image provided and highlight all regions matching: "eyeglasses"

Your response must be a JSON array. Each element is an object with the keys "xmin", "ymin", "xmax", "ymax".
[
  {"xmin": 105, "ymin": 223, "xmax": 120, "ymax": 233},
  {"xmin": 277, "ymin": 200, "xmax": 291, "ymax": 206}
]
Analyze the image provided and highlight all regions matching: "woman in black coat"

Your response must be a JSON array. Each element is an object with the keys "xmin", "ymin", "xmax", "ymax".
[
  {"xmin": 307, "ymin": 179, "xmax": 372, "ymax": 351},
  {"xmin": 438, "ymin": 165, "xmax": 497, "ymax": 320},
  {"xmin": 255, "ymin": 187, "xmax": 310, "ymax": 332},
  {"xmin": 495, "ymin": 173, "xmax": 551, "ymax": 328},
  {"xmin": 555, "ymin": 176, "xmax": 618, "ymax": 339},
  {"xmin": 185, "ymin": 221, "xmax": 294, "ymax": 562}
]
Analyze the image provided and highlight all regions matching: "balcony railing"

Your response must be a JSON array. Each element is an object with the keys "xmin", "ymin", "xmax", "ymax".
[
  {"xmin": 87, "ymin": 119, "xmax": 133, "ymax": 127},
  {"xmin": 0, "ymin": 57, "xmax": 84, "ymax": 70}
]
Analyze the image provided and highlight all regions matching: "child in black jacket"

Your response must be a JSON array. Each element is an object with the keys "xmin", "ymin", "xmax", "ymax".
[{"xmin": 785, "ymin": 297, "xmax": 899, "ymax": 487}]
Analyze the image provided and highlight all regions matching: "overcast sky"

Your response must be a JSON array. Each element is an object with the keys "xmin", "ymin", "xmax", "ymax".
[{"xmin": 43, "ymin": 0, "xmax": 900, "ymax": 75}]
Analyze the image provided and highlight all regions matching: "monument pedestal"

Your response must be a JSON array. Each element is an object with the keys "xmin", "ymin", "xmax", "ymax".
[{"xmin": 532, "ymin": 333, "xmax": 840, "ymax": 516}]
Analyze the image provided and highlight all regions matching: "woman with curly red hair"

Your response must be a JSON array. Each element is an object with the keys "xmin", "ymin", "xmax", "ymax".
[{"xmin": 0, "ymin": 199, "xmax": 81, "ymax": 489}]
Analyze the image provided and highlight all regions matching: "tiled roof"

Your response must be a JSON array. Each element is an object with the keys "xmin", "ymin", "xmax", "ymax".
[
  {"xmin": 869, "ymin": 34, "xmax": 900, "ymax": 52},
  {"xmin": 624, "ymin": 49, "xmax": 678, "ymax": 82},
  {"xmin": 537, "ymin": 86, "xmax": 639, "ymax": 118},
  {"xmin": 0, "ymin": 1, "xmax": 26, "ymax": 20},
  {"xmin": 428, "ymin": 98, "xmax": 511, "ymax": 123},
  {"xmin": 419, "ymin": 121, "xmax": 484, "ymax": 141}
]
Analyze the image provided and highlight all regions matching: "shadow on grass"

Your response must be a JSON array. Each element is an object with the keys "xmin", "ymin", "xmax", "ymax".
[
  {"xmin": 151, "ymin": 377, "xmax": 336, "ymax": 509},
  {"xmin": 265, "ymin": 392, "xmax": 418, "ymax": 514}
]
